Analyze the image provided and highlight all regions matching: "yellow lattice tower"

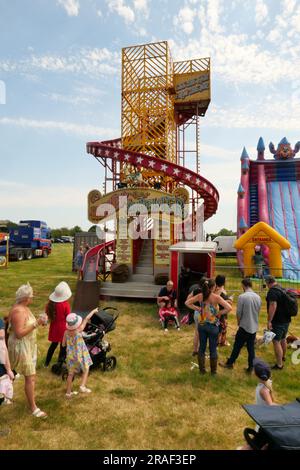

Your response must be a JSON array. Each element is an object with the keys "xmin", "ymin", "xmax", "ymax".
[{"xmin": 122, "ymin": 41, "xmax": 176, "ymax": 165}]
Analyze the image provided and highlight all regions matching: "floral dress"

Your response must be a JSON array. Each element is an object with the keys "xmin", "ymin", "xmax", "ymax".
[
  {"xmin": 8, "ymin": 310, "xmax": 37, "ymax": 376},
  {"xmin": 66, "ymin": 331, "xmax": 92, "ymax": 373}
]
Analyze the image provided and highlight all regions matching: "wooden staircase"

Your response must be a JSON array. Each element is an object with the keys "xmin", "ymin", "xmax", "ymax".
[{"xmin": 100, "ymin": 239, "xmax": 163, "ymax": 299}]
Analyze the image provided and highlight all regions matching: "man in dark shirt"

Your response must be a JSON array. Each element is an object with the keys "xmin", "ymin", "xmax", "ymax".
[
  {"xmin": 157, "ymin": 280, "xmax": 177, "ymax": 308},
  {"xmin": 265, "ymin": 275, "xmax": 290, "ymax": 370}
]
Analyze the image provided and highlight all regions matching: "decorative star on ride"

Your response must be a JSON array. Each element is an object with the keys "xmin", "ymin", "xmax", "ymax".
[
  {"xmin": 173, "ymin": 168, "xmax": 180, "ymax": 176},
  {"xmin": 148, "ymin": 160, "xmax": 155, "ymax": 168},
  {"xmin": 160, "ymin": 164, "xmax": 168, "ymax": 171},
  {"xmin": 105, "ymin": 149, "xmax": 110, "ymax": 156},
  {"xmin": 124, "ymin": 154, "xmax": 131, "ymax": 161},
  {"xmin": 136, "ymin": 156, "xmax": 143, "ymax": 164},
  {"xmin": 185, "ymin": 174, "xmax": 191, "ymax": 180}
]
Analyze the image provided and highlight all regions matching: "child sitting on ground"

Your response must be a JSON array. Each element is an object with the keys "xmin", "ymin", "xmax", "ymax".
[
  {"xmin": 62, "ymin": 308, "xmax": 98, "ymax": 398},
  {"xmin": 238, "ymin": 358, "xmax": 276, "ymax": 450},
  {"xmin": 159, "ymin": 300, "xmax": 180, "ymax": 332},
  {"xmin": 0, "ymin": 318, "xmax": 14, "ymax": 405}
]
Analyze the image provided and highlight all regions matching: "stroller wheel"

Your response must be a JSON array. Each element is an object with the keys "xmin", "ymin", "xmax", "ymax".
[{"xmin": 103, "ymin": 356, "xmax": 117, "ymax": 372}]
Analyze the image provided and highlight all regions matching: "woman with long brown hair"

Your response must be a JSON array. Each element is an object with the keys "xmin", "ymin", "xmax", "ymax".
[
  {"xmin": 186, "ymin": 278, "xmax": 232, "ymax": 375},
  {"xmin": 44, "ymin": 282, "xmax": 72, "ymax": 367}
]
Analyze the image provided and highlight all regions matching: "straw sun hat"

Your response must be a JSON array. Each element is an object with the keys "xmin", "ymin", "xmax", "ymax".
[{"xmin": 49, "ymin": 282, "xmax": 72, "ymax": 303}]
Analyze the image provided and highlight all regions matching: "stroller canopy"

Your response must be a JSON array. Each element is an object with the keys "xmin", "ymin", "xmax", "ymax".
[
  {"xmin": 243, "ymin": 399, "xmax": 300, "ymax": 450},
  {"xmin": 91, "ymin": 308, "xmax": 118, "ymax": 333}
]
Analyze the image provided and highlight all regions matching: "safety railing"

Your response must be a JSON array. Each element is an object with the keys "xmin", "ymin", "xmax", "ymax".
[{"xmin": 215, "ymin": 264, "xmax": 300, "ymax": 294}]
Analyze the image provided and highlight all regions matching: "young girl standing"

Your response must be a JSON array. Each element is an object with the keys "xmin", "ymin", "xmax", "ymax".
[
  {"xmin": 63, "ymin": 309, "xmax": 98, "ymax": 398},
  {"xmin": 45, "ymin": 281, "xmax": 72, "ymax": 367}
]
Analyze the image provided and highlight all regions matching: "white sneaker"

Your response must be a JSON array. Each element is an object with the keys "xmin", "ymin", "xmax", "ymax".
[
  {"xmin": 79, "ymin": 386, "xmax": 92, "ymax": 394},
  {"xmin": 177, "ymin": 328, "xmax": 181, "ymax": 331},
  {"xmin": 164, "ymin": 329, "xmax": 168, "ymax": 333},
  {"xmin": 14, "ymin": 373, "xmax": 21, "ymax": 380}
]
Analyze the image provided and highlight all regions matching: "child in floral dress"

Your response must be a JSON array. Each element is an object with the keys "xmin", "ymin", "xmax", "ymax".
[{"xmin": 62, "ymin": 308, "xmax": 98, "ymax": 398}]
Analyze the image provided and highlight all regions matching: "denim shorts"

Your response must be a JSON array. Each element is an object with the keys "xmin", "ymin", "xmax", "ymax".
[
  {"xmin": 272, "ymin": 322, "xmax": 289, "ymax": 341},
  {"xmin": 194, "ymin": 311, "xmax": 200, "ymax": 324}
]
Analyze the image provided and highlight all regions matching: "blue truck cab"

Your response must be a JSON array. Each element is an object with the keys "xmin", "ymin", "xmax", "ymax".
[{"xmin": 0, "ymin": 220, "xmax": 51, "ymax": 261}]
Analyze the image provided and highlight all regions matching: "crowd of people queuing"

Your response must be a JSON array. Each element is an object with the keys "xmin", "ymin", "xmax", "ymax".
[
  {"xmin": 0, "ymin": 281, "xmax": 97, "ymax": 418},
  {"xmin": 157, "ymin": 273, "xmax": 298, "ymax": 448},
  {"xmin": 0, "ymin": 270, "xmax": 297, "ymax": 449}
]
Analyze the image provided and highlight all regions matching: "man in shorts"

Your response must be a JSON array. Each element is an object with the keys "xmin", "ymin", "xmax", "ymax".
[{"xmin": 265, "ymin": 275, "xmax": 291, "ymax": 370}]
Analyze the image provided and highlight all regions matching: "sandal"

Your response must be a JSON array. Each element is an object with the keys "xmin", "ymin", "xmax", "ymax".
[
  {"xmin": 32, "ymin": 408, "xmax": 47, "ymax": 418},
  {"xmin": 65, "ymin": 391, "xmax": 78, "ymax": 398}
]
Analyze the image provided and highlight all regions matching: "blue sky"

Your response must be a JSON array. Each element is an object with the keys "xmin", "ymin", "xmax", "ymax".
[{"xmin": 0, "ymin": 0, "xmax": 300, "ymax": 233}]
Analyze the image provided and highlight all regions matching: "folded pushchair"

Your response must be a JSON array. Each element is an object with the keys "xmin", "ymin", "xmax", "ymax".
[
  {"xmin": 51, "ymin": 307, "xmax": 118, "ymax": 378},
  {"xmin": 242, "ymin": 398, "xmax": 300, "ymax": 450}
]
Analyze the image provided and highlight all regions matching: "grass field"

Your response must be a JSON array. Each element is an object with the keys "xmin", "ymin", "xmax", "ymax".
[{"xmin": 0, "ymin": 245, "xmax": 299, "ymax": 450}]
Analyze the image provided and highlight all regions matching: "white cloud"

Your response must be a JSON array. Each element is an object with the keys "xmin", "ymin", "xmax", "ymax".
[
  {"xmin": 133, "ymin": 0, "xmax": 148, "ymax": 13},
  {"xmin": 205, "ymin": 99, "xmax": 300, "ymax": 131},
  {"xmin": 57, "ymin": 0, "xmax": 80, "ymax": 16},
  {"xmin": 0, "ymin": 116, "xmax": 117, "ymax": 138},
  {"xmin": 106, "ymin": 0, "xmax": 135, "ymax": 24},
  {"xmin": 0, "ymin": 48, "xmax": 120, "ymax": 78},
  {"xmin": 174, "ymin": 6, "xmax": 196, "ymax": 35},
  {"xmin": 0, "ymin": 180, "xmax": 86, "ymax": 209},
  {"xmin": 255, "ymin": 0, "xmax": 268, "ymax": 26},
  {"xmin": 206, "ymin": 0, "xmax": 223, "ymax": 33}
]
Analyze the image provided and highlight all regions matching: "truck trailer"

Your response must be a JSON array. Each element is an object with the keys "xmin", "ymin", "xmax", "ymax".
[{"xmin": 0, "ymin": 220, "xmax": 51, "ymax": 261}]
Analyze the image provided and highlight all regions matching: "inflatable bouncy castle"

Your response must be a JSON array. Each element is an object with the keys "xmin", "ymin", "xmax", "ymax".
[{"xmin": 237, "ymin": 137, "xmax": 300, "ymax": 280}]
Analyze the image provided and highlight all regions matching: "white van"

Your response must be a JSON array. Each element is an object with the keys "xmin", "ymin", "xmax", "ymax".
[{"xmin": 212, "ymin": 236, "xmax": 237, "ymax": 255}]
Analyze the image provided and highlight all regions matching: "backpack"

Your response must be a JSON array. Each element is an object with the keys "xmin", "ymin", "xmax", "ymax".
[{"xmin": 272, "ymin": 286, "xmax": 298, "ymax": 318}]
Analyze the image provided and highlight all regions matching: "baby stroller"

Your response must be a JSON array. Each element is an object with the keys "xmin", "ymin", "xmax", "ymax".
[
  {"xmin": 51, "ymin": 307, "xmax": 118, "ymax": 379},
  {"xmin": 242, "ymin": 398, "xmax": 300, "ymax": 450},
  {"xmin": 82, "ymin": 307, "xmax": 118, "ymax": 372}
]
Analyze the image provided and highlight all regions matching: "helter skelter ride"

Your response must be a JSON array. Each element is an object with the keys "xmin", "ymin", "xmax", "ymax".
[{"xmin": 84, "ymin": 41, "xmax": 219, "ymax": 299}]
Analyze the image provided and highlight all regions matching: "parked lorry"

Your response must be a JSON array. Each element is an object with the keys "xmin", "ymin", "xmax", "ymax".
[
  {"xmin": 212, "ymin": 235, "xmax": 237, "ymax": 256},
  {"xmin": 0, "ymin": 220, "xmax": 51, "ymax": 261}
]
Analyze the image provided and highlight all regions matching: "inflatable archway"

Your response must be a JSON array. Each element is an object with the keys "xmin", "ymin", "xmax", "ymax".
[{"xmin": 234, "ymin": 222, "xmax": 290, "ymax": 278}]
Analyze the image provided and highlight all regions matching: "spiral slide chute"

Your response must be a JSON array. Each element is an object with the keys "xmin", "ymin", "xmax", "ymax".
[{"xmin": 87, "ymin": 140, "xmax": 219, "ymax": 221}]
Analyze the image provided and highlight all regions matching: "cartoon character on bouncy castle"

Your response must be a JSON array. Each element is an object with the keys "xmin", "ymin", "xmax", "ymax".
[{"xmin": 269, "ymin": 137, "xmax": 300, "ymax": 160}]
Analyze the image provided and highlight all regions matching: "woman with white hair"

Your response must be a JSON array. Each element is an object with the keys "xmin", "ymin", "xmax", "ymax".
[{"xmin": 8, "ymin": 283, "xmax": 47, "ymax": 418}]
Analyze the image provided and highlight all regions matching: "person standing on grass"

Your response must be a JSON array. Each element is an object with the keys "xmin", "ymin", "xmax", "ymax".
[
  {"xmin": 265, "ymin": 275, "xmax": 291, "ymax": 370},
  {"xmin": 63, "ymin": 309, "xmax": 98, "ymax": 398},
  {"xmin": 185, "ymin": 279, "xmax": 232, "ymax": 375},
  {"xmin": 185, "ymin": 278, "xmax": 207, "ymax": 357},
  {"xmin": 214, "ymin": 275, "xmax": 232, "ymax": 347},
  {"xmin": 44, "ymin": 281, "xmax": 72, "ymax": 367},
  {"xmin": 0, "ymin": 318, "xmax": 14, "ymax": 405},
  {"xmin": 8, "ymin": 283, "xmax": 47, "ymax": 418},
  {"xmin": 75, "ymin": 246, "xmax": 84, "ymax": 275},
  {"xmin": 252, "ymin": 246, "xmax": 264, "ymax": 279},
  {"xmin": 220, "ymin": 278, "xmax": 261, "ymax": 373}
]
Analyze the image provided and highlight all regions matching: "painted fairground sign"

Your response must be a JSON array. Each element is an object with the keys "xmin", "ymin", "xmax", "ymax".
[
  {"xmin": 174, "ymin": 70, "xmax": 210, "ymax": 104},
  {"xmin": 0, "ymin": 233, "xmax": 9, "ymax": 268},
  {"xmin": 88, "ymin": 188, "xmax": 189, "ymax": 224}
]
